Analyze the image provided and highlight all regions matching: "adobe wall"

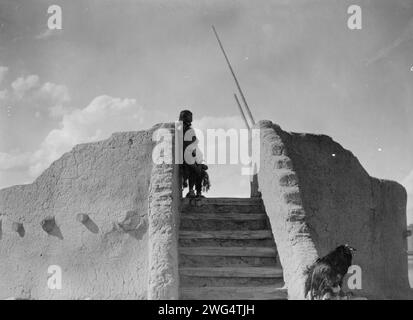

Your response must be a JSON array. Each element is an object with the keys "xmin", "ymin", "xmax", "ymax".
[
  {"xmin": 148, "ymin": 123, "xmax": 181, "ymax": 299},
  {"xmin": 0, "ymin": 123, "xmax": 180, "ymax": 299},
  {"xmin": 257, "ymin": 120, "xmax": 412, "ymax": 299}
]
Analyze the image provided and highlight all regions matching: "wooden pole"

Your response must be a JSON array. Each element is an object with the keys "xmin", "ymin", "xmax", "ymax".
[
  {"xmin": 234, "ymin": 93, "xmax": 251, "ymax": 129},
  {"xmin": 212, "ymin": 25, "xmax": 255, "ymax": 125},
  {"xmin": 213, "ymin": 26, "xmax": 260, "ymax": 198}
]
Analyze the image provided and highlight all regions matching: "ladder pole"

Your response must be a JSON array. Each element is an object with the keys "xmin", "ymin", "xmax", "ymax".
[
  {"xmin": 212, "ymin": 25, "xmax": 256, "ymax": 125},
  {"xmin": 234, "ymin": 93, "xmax": 251, "ymax": 130}
]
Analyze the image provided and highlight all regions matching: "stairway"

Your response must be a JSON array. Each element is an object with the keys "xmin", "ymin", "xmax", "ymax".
[{"xmin": 179, "ymin": 197, "xmax": 287, "ymax": 300}]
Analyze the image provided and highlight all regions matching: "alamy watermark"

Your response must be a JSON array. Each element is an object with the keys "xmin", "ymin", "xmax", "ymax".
[
  {"xmin": 152, "ymin": 121, "xmax": 261, "ymax": 176},
  {"xmin": 47, "ymin": 265, "xmax": 62, "ymax": 290}
]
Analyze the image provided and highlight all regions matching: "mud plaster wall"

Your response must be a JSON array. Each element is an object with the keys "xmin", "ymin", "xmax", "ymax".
[
  {"xmin": 0, "ymin": 124, "xmax": 168, "ymax": 299},
  {"xmin": 148, "ymin": 123, "xmax": 181, "ymax": 299},
  {"xmin": 408, "ymin": 225, "xmax": 413, "ymax": 252},
  {"xmin": 257, "ymin": 120, "xmax": 412, "ymax": 299}
]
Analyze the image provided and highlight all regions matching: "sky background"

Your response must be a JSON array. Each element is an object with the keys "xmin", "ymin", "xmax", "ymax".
[{"xmin": 0, "ymin": 0, "xmax": 412, "ymax": 223}]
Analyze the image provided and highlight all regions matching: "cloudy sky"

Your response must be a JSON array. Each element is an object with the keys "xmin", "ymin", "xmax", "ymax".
[{"xmin": 0, "ymin": 0, "xmax": 412, "ymax": 223}]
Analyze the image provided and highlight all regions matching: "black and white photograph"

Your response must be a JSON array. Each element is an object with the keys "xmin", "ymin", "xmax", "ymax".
[{"xmin": 0, "ymin": 0, "xmax": 412, "ymax": 307}]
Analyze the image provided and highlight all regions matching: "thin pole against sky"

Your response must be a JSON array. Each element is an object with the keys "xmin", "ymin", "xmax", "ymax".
[
  {"xmin": 234, "ymin": 93, "xmax": 250, "ymax": 130},
  {"xmin": 212, "ymin": 25, "xmax": 256, "ymax": 126}
]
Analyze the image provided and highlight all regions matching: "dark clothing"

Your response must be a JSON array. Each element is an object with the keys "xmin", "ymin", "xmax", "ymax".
[
  {"xmin": 180, "ymin": 116, "xmax": 210, "ymax": 195},
  {"xmin": 182, "ymin": 163, "xmax": 206, "ymax": 194}
]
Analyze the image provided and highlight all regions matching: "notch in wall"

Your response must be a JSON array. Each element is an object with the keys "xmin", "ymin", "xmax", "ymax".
[
  {"xmin": 40, "ymin": 216, "xmax": 63, "ymax": 239},
  {"xmin": 116, "ymin": 210, "xmax": 147, "ymax": 240},
  {"xmin": 12, "ymin": 222, "xmax": 25, "ymax": 237},
  {"xmin": 76, "ymin": 213, "xmax": 99, "ymax": 234}
]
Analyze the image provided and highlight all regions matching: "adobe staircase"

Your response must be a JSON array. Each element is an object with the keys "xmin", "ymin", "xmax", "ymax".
[{"xmin": 179, "ymin": 197, "xmax": 287, "ymax": 300}]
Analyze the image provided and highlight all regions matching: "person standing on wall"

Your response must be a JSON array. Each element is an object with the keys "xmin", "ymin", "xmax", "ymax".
[{"xmin": 179, "ymin": 110, "xmax": 210, "ymax": 198}]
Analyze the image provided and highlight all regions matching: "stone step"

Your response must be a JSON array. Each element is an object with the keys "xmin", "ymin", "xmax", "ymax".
[
  {"xmin": 181, "ymin": 204, "xmax": 265, "ymax": 214},
  {"xmin": 182, "ymin": 197, "xmax": 264, "ymax": 206},
  {"xmin": 177, "ymin": 197, "xmax": 284, "ymax": 300},
  {"xmin": 181, "ymin": 198, "xmax": 265, "ymax": 214},
  {"xmin": 180, "ymin": 275, "xmax": 284, "ymax": 287},
  {"xmin": 180, "ymin": 267, "xmax": 283, "ymax": 278},
  {"xmin": 180, "ymin": 267, "xmax": 283, "ymax": 287},
  {"xmin": 180, "ymin": 218, "xmax": 267, "ymax": 231},
  {"xmin": 180, "ymin": 286, "xmax": 288, "ymax": 300},
  {"xmin": 179, "ymin": 246, "xmax": 277, "ymax": 257},
  {"xmin": 179, "ymin": 230, "xmax": 272, "ymax": 240},
  {"xmin": 179, "ymin": 254, "xmax": 277, "ymax": 267},
  {"xmin": 181, "ymin": 213, "xmax": 267, "ymax": 220},
  {"xmin": 179, "ymin": 247, "xmax": 278, "ymax": 267},
  {"xmin": 179, "ymin": 238, "xmax": 275, "ymax": 247}
]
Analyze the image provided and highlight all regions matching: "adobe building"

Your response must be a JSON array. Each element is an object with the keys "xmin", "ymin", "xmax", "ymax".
[{"xmin": 0, "ymin": 121, "xmax": 412, "ymax": 299}]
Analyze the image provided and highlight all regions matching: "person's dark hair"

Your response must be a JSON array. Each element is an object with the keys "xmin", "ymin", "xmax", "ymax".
[{"xmin": 179, "ymin": 110, "xmax": 192, "ymax": 123}]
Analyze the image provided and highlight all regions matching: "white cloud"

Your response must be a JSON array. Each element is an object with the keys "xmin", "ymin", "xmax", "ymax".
[
  {"xmin": 3, "ymin": 71, "xmax": 71, "ymax": 117},
  {"xmin": 40, "ymin": 82, "xmax": 70, "ymax": 102},
  {"xmin": 27, "ymin": 95, "xmax": 144, "ymax": 177},
  {"xmin": 0, "ymin": 112, "xmax": 250, "ymax": 198},
  {"xmin": 1, "ymin": 71, "xmax": 149, "ymax": 188},
  {"xmin": 38, "ymin": 82, "xmax": 71, "ymax": 117},
  {"xmin": 0, "ymin": 66, "xmax": 8, "ymax": 85},
  {"xmin": 11, "ymin": 74, "xmax": 40, "ymax": 98}
]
